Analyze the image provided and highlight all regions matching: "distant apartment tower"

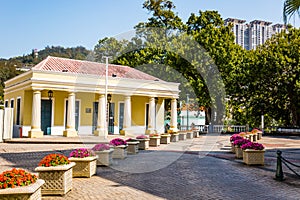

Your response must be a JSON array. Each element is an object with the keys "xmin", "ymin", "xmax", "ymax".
[{"xmin": 225, "ymin": 18, "xmax": 285, "ymax": 50}]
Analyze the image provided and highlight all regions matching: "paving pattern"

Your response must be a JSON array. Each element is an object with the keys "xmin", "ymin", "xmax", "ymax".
[{"xmin": 0, "ymin": 134, "xmax": 299, "ymax": 200}]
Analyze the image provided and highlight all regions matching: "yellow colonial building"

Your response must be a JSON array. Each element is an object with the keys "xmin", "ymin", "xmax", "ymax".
[{"xmin": 4, "ymin": 56, "xmax": 180, "ymax": 138}]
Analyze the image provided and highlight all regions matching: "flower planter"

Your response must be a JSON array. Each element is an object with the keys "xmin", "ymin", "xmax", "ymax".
[
  {"xmin": 243, "ymin": 149, "xmax": 265, "ymax": 165},
  {"xmin": 160, "ymin": 134, "xmax": 171, "ymax": 144},
  {"xmin": 0, "ymin": 179, "xmax": 45, "ymax": 200},
  {"xmin": 179, "ymin": 132, "xmax": 187, "ymax": 141},
  {"xmin": 170, "ymin": 134, "xmax": 179, "ymax": 142},
  {"xmin": 35, "ymin": 162, "xmax": 75, "ymax": 196},
  {"xmin": 235, "ymin": 146, "xmax": 243, "ymax": 159},
  {"xmin": 186, "ymin": 132, "xmax": 193, "ymax": 139},
  {"xmin": 149, "ymin": 136, "xmax": 161, "ymax": 147},
  {"xmin": 257, "ymin": 132, "xmax": 262, "ymax": 140},
  {"xmin": 127, "ymin": 141, "xmax": 140, "ymax": 154},
  {"xmin": 112, "ymin": 145, "xmax": 127, "ymax": 159},
  {"xmin": 252, "ymin": 134, "xmax": 257, "ymax": 142},
  {"xmin": 193, "ymin": 131, "xmax": 199, "ymax": 138},
  {"xmin": 136, "ymin": 139, "xmax": 150, "ymax": 150},
  {"xmin": 231, "ymin": 142, "xmax": 235, "ymax": 153},
  {"xmin": 68, "ymin": 156, "xmax": 97, "ymax": 178},
  {"xmin": 94, "ymin": 149, "xmax": 114, "ymax": 166}
]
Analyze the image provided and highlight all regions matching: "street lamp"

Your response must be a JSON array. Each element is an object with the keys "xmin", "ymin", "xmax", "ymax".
[
  {"xmin": 186, "ymin": 94, "xmax": 189, "ymax": 130},
  {"xmin": 48, "ymin": 90, "xmax": 53, "ymax": 100}
]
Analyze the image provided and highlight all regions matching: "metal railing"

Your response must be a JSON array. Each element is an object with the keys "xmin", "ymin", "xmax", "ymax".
[
  {"xmin": 179, "ymin": 124, "xmax": 246, "ymax": 133},
  {"xmin": 275, "ymin": 150, "xmax": 300, "ymax": 181}
]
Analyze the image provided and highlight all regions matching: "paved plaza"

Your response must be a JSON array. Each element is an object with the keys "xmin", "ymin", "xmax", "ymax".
[{"xmin": 0, "ymin": 134, "xmax": 299, "ymax": 199}]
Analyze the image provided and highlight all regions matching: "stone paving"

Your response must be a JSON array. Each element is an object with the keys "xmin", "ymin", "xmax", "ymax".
[{"xmin": 0, "ymin": 134, "xmax": 299, "ymax": 199}]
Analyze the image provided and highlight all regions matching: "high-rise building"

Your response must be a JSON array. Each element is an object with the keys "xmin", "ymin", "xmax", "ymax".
[{"xmin": 225, "ymin": 18, "xmax": 285, "ymax": 50}]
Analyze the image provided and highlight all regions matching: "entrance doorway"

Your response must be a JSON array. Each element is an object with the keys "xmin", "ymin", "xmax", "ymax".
[{"xmin": 41, "ymin": 99, "xmax": 52, "ymax": 135}]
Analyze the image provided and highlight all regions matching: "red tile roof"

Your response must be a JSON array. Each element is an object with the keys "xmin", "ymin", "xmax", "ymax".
[{"xmin": 32, "ymin": 56, "xmax": 162, "ymax": 81}]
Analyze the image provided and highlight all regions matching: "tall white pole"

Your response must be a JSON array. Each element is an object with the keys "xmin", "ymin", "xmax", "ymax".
[{"xmin": 105, "ymin": 56, "xmax": 108, "ymax": 133}]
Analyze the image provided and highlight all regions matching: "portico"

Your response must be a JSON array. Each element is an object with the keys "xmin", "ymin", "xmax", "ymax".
[{"xmin": 4, "ymin": 56, "xmax": 180, "ymax": 138}]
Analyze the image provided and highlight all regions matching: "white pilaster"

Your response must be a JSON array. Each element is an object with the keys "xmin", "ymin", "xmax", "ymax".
[
  {"xmin": 146, "ymin": 97, "xmax": 156, "ymax": 134},
  {"xmin": 29, "ymin": 90, "xmax": 43, "ymax": 138},
  {"xmin": 121, "ymin": 95, "xmax": 131, "ymax": 135},
  {"xmin": 63, "ymin": 92, "xmax": 78, "ymax": 137},
  {"xmin": 170, "ymin": 98, "xmax": 178, "ymax": 132},
  {"xmin": 94, "ymin": 94, "xmax": 108, "ymax": 139}
]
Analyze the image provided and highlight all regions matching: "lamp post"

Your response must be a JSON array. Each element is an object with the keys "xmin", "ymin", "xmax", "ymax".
[
  {"xmin": 187, "ymin": 94, "xmax": 189, "ymax": 130},
  {"xmin": 103, "ymin": 56, "xmax": 110, "ymax": 136}
]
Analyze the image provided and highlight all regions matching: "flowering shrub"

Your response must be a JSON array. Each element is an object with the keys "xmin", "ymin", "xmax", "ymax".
[
  {"xmin": 0, "ymin": 168, "xmax": 37, "ymax": 189},
  {"xmin": 126, "ymin": 138, "xmax": 138, "ymax": 142},
  {"xmin": 149, "ymin": 133, "xmax": 160, "ymax": 137},
  {"xmin": 92, "ymin": 143, "xmax": 110, "ymax": 151},
  {"xmin": 241, "ymin": 142, "xmax": 264, "ymax": 150},
  {"xmin": 38, "ymin": 154, "xmax": 70, "ymax": 167},
  {"xmin": 110, "ymin": 138, "xmax": 127, "ymax": 146},
  {"xmin": 230, "ymin": 134, "xmax": 243, "ymax": 142},
  {"xmin": 136, "ymin": 134, "xmax": 149, "ymax": 139},
  {"xmin": 251, "ymin": 128, "xmax": 263, "ymax": 134},
  {"xmin": 233, "ymin": 139, "xmax": 250, "ymax": 147},
  {"xmin": 69, "ymin": 148, "xmax": 95, "ymax": 158}
]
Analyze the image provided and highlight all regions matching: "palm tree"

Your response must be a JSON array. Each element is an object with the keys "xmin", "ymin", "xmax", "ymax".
[{"xmin": 283, "ymin": 0, "xmax": 300, "ymax": 25}]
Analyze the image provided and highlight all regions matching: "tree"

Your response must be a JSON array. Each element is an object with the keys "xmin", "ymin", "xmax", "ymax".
[{"xmin": 283, "ymin": 0, "xmax": 300, "ymax": 25}]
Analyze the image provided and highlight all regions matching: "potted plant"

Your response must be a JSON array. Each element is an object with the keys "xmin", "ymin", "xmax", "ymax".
[
  {"xmin": 229, "ymin": 134, "xmax": 244, "ymax": 153},
  {"xmin": 233, "ymin": 138, "xmax": 250, "ymax": 159},
  {"xmin": 149, "ymin": 133, "xmax": 161, "ymax": 147},
  {"xmin": 68, "ymin": 148, "xmax": 97, "ymax": 178},
  {"xmin": 0, "ymin": 168, "xmax": 44, "ymax": 200},
  {"xmin": 241, "ymin": 142, "xmax": 265, "ymax": 165},
  {"xmin": 126, "ymin": 138, "xmax": 140, "ymax": 154},
  {"xmin": 251, "ymin": 128, "xmax": 263, "ymax": 140},
  {"xmin": 110, "ymin": 138, "xmax": 127, "ymax": 159},
  {"xmin": 35, "ymin": 154, "xmax": 75, "ymax": 195},
  {"xmin": 160, "ymin": 133, "xmax": 171, "ymax": 144},
  {"xmin": 92, "ymin": 143, "xmax": 114, "ymax": 166},
  {"xmin": 136, "ymin": 135, "xmax": 150, "ymax": 150}
]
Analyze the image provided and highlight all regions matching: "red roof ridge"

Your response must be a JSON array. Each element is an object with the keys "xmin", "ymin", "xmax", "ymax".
[{"xmin": 32, "ymin": 56, "xmax": 163, "ymax": 81}]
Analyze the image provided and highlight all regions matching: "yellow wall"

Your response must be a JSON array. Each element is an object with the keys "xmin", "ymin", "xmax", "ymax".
[
  {"xmin": 132, "ymin": 96, "xmax": 148, "ymax": 126},
  {"xmin": 76, "ymin": 92, "xmax": 97, "ymax": 126},
  {"xmin": 4, "ymin": 90, "xmax": 25, "ymax": 124}
]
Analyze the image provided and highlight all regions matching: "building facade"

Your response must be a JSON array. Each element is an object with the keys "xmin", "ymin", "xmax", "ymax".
[
  {"xmin": 4, "ymin": 56, "xmax": 180, "ymax": 138},
  {"xmin": 225, "ymin": 18, "xmax": 286, "ymax": 50}
]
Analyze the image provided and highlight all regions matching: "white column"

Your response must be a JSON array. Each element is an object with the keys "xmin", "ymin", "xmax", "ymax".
[
  {"xmin": 29, "ymin": 90, "xmax": 43, "ymax": 138},
  {"xmin": 94, "ymin": 94, "xmax": 108, "ymax": 139},
  {"xmin": 147, "ymin": 97, "xmax": 156, "ymax": 134},
  {"xmin": 170, "ymin": 98, "xmax": 178, "ymax": 132},
  {"xmin": 63, "ymin": 92, "xmax": 78, "ymax": 137},
  {"xmin": 122, "ymin": 96, "xmax": 131, "ymax": 133}
]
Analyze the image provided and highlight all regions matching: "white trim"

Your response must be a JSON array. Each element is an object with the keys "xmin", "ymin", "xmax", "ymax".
[
  {"xmin": 10, "ymin": 98, "xmax": 14, "ymax": 108},
  {"xmin": 118, "ymin": 101, "xmax": 124, "ymax": 130},
  {"xmin": 16, "ymin": 96, "xmax": 21, "ymax": 125},
  {"xmin": 41, "ymin": 97, "xmax": 55, "ymax": 128},
  {"xmin": 145, "ymin": 103, "xmax": 149, "ymax": 129}
]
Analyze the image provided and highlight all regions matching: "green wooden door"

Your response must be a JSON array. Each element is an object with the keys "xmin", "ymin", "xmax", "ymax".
[{"xmin": 41, "ymin": 100, "xmax": 52, "ymax": 135}]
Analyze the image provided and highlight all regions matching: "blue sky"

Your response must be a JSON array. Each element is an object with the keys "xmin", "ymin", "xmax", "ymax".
[{"xmin": 0, "ymin": 0, "xmax": 297, "ymax": 59}]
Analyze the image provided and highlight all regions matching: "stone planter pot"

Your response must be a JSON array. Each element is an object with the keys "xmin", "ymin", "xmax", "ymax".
[
  {"xmin": 94, "ymin": 149, "xmax": 114, "ymax": 166},
  {"xmin": 127, "ymin": 141, "xmax": 140, "ymax": 154},
  {"xmin": 231, "ymin": 142, "xmax": 235, "ymax": 153},
  {"xmin": 0, "ymin": 179, "xmax": 45, "ymax": 200},
  {"xmin": 193, "ymin": 131, "xmax": 199, "ymax": 138},
  {"xmin": 179, "ymin": 132, "xmax": 187, "ymax": 141},
  {"xmin": 35, "ymin": 162, "xmax": 75, "ymax": 196},
  {"xmin": 112, "ymin": 145, "xmax": 127, "ymax": 159},
  {"xmin": 68, "ymin": 156, "xmax": 97, "ymax": 178},
  {"xmin": 160, "ymin": 134, "xmax": 171, "ymax": 144},
  {"xmin": 235, "ymin": 146, "xmax": 243, "ymax": 159},
  {"xmin": 170, "ymin": 134, "xmax": 179, "ymax": 142},
  {"xmin": 136, "ymin": 139, "xmax": 150, "ymax": 150},
  {"xmin": 243, "ymin": 149, "xmax": 265, "ymax": 165},
  {"xmin": 149, "ymin": 136, "xmax": 161, "ymax": 147},
  {"xmin": 186, "ymin": 132, "xmax": 193, "ymax": 139},
  {"xmin": 257, "ymin": 132, "xmax": 262, "ymax": 140}
]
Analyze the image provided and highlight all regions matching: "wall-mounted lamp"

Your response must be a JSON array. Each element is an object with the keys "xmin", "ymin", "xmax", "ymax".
[
  {"xmin": 107, "ymin": 94, "xmax": 112, "ymax": 103},
  {"xmin": 48, "ymin": 90, "xmax": 53, "ymax": 100}
]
